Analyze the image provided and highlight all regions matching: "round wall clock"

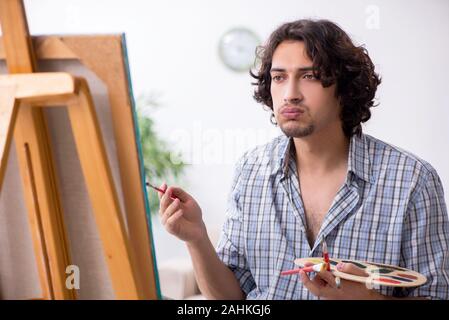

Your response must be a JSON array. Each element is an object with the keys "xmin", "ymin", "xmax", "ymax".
[{"xmin": 218, "ymin": 27, "xmax": 261, "ymax": 72}]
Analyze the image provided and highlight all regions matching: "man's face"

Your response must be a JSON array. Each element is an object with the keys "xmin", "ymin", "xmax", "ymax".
[{"xmin": 270, "ymin": 40, "xmax": 341, "ymax": 138}]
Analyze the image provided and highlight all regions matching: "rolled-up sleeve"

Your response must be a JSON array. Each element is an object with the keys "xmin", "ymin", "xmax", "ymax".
[
  {"xmin": 216, "ymin": 155, "xmax": 256, "ymax": 296},
  {"xmin": 400, "ymin": 166, "xmax": 449, "ymax": 299}
]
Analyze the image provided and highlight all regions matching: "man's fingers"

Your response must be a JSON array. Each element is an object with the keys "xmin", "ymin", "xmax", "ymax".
[
  {"xmin": 299, "ymin": 271, "xmax": 322, "ymax": 297},
  {"xmin": 337, "ymin": 262, "xmax": 369, "ymax": 277},
  {"xmin": 317, "ymin": 270, "xmax": 338, "ymax": 289},
  {"xmin": 159, "ymin": 187, "xmax": 173, "ymax": 213},
  {"xmin": 312, "ymin": 274, "xmax": 328, "ymax": 287},
  {"xmin": 166, "ymin": 186, "xmax": 189, "ymax": 202},
  {"xmin": 165, "ymin": 209, "xmax": 184, "ymax": 231},
  {"xmin": 160, "ymin": 198, "xmax": 180, "ymax": 225}
]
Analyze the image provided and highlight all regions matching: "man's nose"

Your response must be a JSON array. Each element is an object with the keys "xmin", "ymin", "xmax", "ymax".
[{"xmin": 283, "ymin": 79, "xmax": 303, "ymax": 104}]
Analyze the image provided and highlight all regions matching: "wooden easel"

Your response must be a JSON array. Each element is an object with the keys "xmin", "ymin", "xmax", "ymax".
[{"xmin": 0, "ymin": 0, "xmax": 158, "ymax": 299}]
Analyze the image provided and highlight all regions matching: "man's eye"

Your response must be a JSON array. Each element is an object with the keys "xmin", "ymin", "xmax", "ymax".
[
  {"xmin": 272, "ymin": 75, "xmax": 284, "ymax": 82},
  {"xmin": 303, "ymin": 73, "xmax": 315, "ymax": 80}
]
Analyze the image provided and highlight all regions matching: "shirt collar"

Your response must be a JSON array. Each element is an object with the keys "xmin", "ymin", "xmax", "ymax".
[
  {"xmin": 278, "ymin": 135, "xmax": 294, "ymax": 177},
  {"xmin": 347, "ymin": 132, "xmax": 373, "ymax": 183},
  {"xmin": 277, "ymin": 132, "xmax": 372, "ymax": 183}
]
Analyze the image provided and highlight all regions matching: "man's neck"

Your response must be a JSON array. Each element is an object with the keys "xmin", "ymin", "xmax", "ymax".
[{"xmin": 293, "ymin": 124, "xmax": 350, "ymax": 175}]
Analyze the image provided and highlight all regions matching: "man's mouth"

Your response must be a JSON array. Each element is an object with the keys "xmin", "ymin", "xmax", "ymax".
[{"xmin": 280, "ymin": 107, "xmax": 305, "ymax": 119}]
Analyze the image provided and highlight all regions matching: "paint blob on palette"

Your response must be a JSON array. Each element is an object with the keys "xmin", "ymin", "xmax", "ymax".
[{"xmin": 294, "ymin": 258, "xmax": 427, "ymax": 288}]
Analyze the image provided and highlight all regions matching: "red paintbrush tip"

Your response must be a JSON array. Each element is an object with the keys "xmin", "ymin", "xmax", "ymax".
[
  {"xmin": 146, "ymin": 182, "xmax": 178, "ymax": 200},
  {"xmin": 322, "ymin": 240, "xmax": 331, "ymax": 271}
]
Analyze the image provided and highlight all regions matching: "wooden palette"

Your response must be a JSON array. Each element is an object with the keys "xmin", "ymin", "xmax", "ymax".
[{"xmin": 295, "ymin": 257, "xmax": 427, "ymax": 288}]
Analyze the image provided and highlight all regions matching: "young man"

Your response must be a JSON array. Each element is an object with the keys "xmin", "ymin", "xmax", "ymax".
[{"xmin": 158, "ymin": 19, "xmax": 449, "ymax": 299}]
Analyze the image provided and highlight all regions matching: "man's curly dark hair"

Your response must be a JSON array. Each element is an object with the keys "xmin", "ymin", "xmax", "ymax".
[{"xmin": 250, "ymin": 19, "xmax": 381, "ymax": 137}]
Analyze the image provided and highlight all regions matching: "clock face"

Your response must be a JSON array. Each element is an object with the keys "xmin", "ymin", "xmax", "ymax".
[{"xmin": 218, "ymin": 27, "xmax": 261, "ymax": 72}]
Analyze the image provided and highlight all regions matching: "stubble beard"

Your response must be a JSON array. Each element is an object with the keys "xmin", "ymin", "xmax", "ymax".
[{"xmin": 279, "ymin": 120, "xmax": 315, "ymax": 138}]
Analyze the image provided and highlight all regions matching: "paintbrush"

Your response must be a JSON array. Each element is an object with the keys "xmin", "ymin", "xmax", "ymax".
[
  {"xmin": 281, "ymin": 263, "xmax": 325, "ymax": 276},
  {"xmin": 322, "ymin": 240, "xmax": 341, "ymax": 288},
  {"xmin": 146, "ymin": 182, "xmax": 178, "ymax": 200},
  {"xmin": 322, "ymin": 240, "xmax": 331, "ymax": 271}
]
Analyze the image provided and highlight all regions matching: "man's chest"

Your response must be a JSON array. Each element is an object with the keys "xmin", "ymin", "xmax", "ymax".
[
  {"xmin": 299, "ymin": 174, "xmax": 346, "ymax": 244},
  {"xmin": 241, "ymin": 173, "xmax": 406, "ymax": 259}
]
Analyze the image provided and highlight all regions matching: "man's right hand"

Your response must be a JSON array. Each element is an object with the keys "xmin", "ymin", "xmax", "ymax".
[{"xmin": 158, "ymin": 183, "xmax": 207, "ymax": 244}]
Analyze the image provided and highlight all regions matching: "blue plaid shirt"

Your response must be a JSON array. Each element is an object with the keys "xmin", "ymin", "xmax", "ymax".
[{"xmin": 216, "ymin": 133, "xmax": 449, "ymax": 299}]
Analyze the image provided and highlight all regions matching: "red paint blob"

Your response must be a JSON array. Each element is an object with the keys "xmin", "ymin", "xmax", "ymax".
[
  {"xmin": 378, "ymin": 278, "xmax": 401, "ymax": 284},
  {"xmin": 397, "ymin": 273, "xmax": 418, "ymax": 280}
]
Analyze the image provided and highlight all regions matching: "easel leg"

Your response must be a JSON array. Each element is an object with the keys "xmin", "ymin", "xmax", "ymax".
[
  {"xmin": 0, "ymin": 0, "xmax": 75, "ymax": 300},
  {"xmin": 23, "ymin": 141, "xmax": 55, "ymax": 299},
  {"xmin": 0, "ymin": 84, "xmax": 18, "ymax": 192},
  {"xmin": 67, "ymin": 79, "xmax": 140, "ymax": 299},
  {"xmin": 13, "ymin": 105, "xmax": 76, "ymax": 300}
]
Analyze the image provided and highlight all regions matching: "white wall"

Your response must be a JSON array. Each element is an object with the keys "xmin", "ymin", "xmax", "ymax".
[{"xmin": 16, "ymin": 0, "xmax": 449, "ymax": 263}]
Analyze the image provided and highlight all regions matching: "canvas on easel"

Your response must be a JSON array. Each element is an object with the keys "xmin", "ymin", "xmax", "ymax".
[{"xmin": 0, "ymin": 0, "xmax": 160, "ymax": 300}]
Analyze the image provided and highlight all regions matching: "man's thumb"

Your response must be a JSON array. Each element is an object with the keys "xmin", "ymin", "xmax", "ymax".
[{"xmin": 337, "ymin": 262, "xmax": 368, "ymax": 277}]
